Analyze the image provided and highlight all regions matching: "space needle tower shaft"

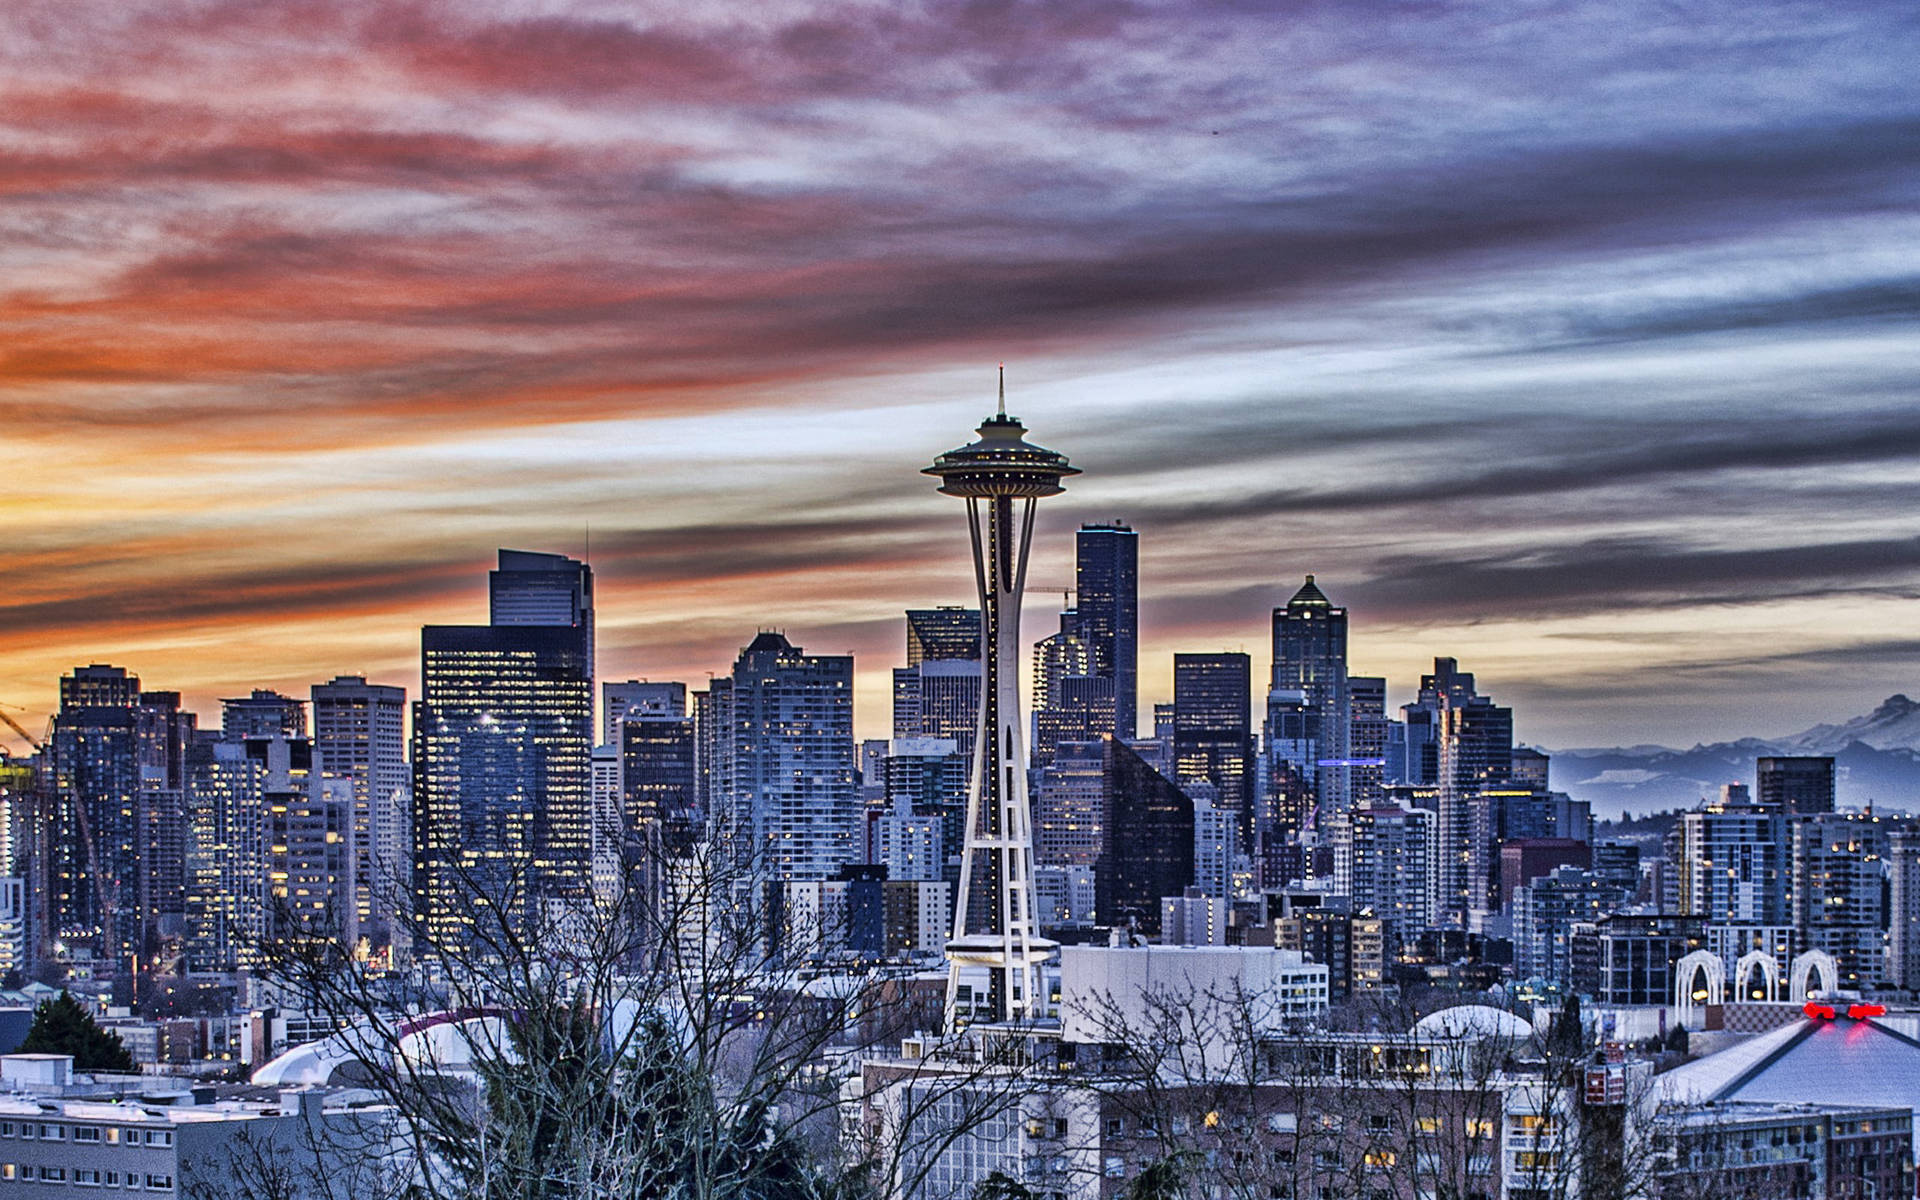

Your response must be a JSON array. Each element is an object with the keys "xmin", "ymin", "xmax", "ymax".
[{"xmin": 923, "ymin": 371, "xmax": 1078, "ymax": 1030}]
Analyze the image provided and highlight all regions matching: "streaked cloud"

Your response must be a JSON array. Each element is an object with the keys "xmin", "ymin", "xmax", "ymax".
[{"xmin": 2, "ymin": 0, "xmax": 1917, "ymax": 749}]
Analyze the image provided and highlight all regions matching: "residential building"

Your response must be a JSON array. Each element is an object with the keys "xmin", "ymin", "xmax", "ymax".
[
  {"xmin": 711, "ymin": 632, "xmax": 857, "ymax": 883},
  {"xmin": 310, "ymin": 676, "xmax": 406, "ymax": 953}
]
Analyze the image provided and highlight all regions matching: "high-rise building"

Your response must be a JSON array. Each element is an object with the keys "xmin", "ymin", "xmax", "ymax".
[
  {"xmin": 1172, "ymin": 653, "xmax": 1252, "ymax": 831},
  {"xmin": 905, "ymin": 608, "xmax": 981, "ymax": 667},
  {"xmin": 1033, "ymin": 740, "xmax": 1107, "ymax": 869},
  {"xmin": 1889, "ymin": 827, "xmax": 1920, "ymax": 991},
  {"xmin": 923, "ymin": 389, "xmax": 1077, "ymax": 1026},
  {"xmin": 220, "ymin": 690, "xmax": 306, "ymax": 739},
  {"xmin": 1265, "ymin": 576, "xmax": 1349, "ymax": 826},
  {"xmin": 875, "ymin": 796, "xmax": 945, "ymax": 883},
  {"xmin": 183, "ymin": 736, "xmax": 266, "ymax": 973},
  {"xmin": 311, "ymin": 676, "xmax": 407, "ymax": 952},
  {"xmin": 1758, "ymin": 756, "xmax": 1836, "ymax": 815},
  {"xmin": 1404, "ymin": 658, "xmax": 1515, "ymax": 929},
  {"xmin": 1075, "ymin": 523, "xmax": 1138, "ymax": 740},
  {"xmin": 1094, "ymin": 738, "xmax": 1194, "ymax": 937},
  {"xmin": 1512, "ymin": 866, "xmax": 1631, "ymax": 984},
  {"xmin": 892, "ymin": 659, "xmax": 983, "ymax": 764},
  {"xmin": 1030, "ymin": 607, "xmax": 1110, "ymax": 768},
  {"xmin": 601, "ymin": 680, "xmax": 686, "ymax": 745},
  {"xmin": 1671, "ymin": 793, "xmax": 1788, "ymax": 926},
  {"xmin": 0, "ymin": 755, "xmax": 38, "ymax": 974},
  {"xmin": 1191, "ymin": 798, "xmax": 1240, "ymax": 902},
  {"xmin": 490, "ymin": 548, "xmax": 595, "ymax": 677},
  {"xmin": 1346, "ymin": 675, "xmax": 1388, "ymax": 812},
  {"xmin": 621, "ymin": 711, "xmax": 697, "ymax": 842},
  {"xmin": 1789, "ymin": 812, "xmax": 1889, "ymax": 989},
  {"xmin": 414, "ymin": 552, "xmax": 594, "ymax": 943},
  {"xmin": 266, "ymin": 778, "xmax": 357, "ymax": 948},
  {"xmin": 712, "ymin": 632, "xmax": 856, "ymax": 884},
  {"xmin": 48, "ymin": 666, "xmax": 195, "ymax": 978},
  {"xmin": 1344, "ymin": 805, "xmax": 1438, "ymax": 937},
  {"xmin": 1032, "ymin": 675, "xmax": 1116, "ymax": 769},
  {"xmin": 590, "ymin": 743, "xmax": 623, "ymax": 906}
]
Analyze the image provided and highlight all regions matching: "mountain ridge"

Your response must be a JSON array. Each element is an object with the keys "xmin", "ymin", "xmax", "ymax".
[{"xmin": 1548, "ymin": 695, "xmax": 1920, "ymax": 820}]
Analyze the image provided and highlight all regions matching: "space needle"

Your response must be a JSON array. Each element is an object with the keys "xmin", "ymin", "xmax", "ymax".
[{"xmin": 924, "ymin": 371, "xmax": 1078, "ymax": 1030}]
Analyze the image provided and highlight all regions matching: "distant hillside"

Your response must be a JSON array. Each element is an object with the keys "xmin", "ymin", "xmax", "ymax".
[
  {"xmin": 1550, "ymin": 696, "xmax": 1920, "ymax": 821},
  {"xmin": 1593, "ymin": 808, "xmax": 1683, "ymax": 859}
]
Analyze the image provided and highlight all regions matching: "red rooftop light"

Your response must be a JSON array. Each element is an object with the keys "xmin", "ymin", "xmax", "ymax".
[
  {"xmin": 1847, "ymin": 1003, "xmax": 1886, "ymax": 1019},
  {"xmin": 1803, "ymin": 1002, "xmax": 1837, "ymax": 1020}
]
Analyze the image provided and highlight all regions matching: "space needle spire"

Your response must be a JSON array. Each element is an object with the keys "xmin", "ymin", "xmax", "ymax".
[{"xmin": 924, "ymin": 372, "xmax": 1078, "ymax": 1030}]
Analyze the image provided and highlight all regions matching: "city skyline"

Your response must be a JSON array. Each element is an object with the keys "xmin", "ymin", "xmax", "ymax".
[{"xmin": 4, "ymin": 2, "xmax": 1918, "ymax": 749}]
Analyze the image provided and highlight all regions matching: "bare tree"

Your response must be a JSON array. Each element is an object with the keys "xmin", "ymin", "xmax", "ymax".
[{"xmin": 243, "ymin": 821, "xmax": 1037, "ymax": 1200}]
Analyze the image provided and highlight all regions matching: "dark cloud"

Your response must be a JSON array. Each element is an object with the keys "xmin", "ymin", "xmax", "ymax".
[
  {"xmin": 1351, "ymin": 535, "xmax": 1920, "ymax": 623},
  {"xmin": 3, "ymin": 0, "xmax": 1919, "ymax": 743}
]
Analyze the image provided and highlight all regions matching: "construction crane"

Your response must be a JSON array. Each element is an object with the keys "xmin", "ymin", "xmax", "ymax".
[{"xmin": 0, "ymin": 707, "xmax": 44, "ymax": 755}]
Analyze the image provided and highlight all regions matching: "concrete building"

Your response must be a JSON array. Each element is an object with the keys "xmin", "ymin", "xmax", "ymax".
[
  {"xmin": 1344, "ymin": 804, "xmax": 1438, "ymax": 937},
  {"xmin": 710, "ymin": 632, "xmax": 857, "ymax": 885},
  {"xmin": 310, "ymin": 676, "xmax": 406, "ymax": 955},
  {"xmin": 0, "ymin": 1055, "xmax": 393, "ymax": 1198},
  {"xmin": 1789, "ymin": 811, "xmax": 1892, "ymax": 990}
]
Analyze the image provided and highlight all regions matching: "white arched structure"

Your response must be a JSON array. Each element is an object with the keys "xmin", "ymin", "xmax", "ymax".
[
  {"xmin": 1790, "ymin": 950, "xmax": 1839, "ymax": 1002},
  {"xmin": 1734, "ymin": 950, "xmax": 1783, "ymax": 1002},
  {"xmin": 1675, "ymin": 950, "xmax": 1725, "ymax": 1028}
]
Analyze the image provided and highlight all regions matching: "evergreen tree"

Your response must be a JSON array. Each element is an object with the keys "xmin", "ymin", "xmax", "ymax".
[
  {"xmin": 973, "ymin": 1172, "xmax": 1037, "ymax": 1200},
  {"xmin": 19, "ymin": 991, "xmax": 136, "ymax": 1073}
]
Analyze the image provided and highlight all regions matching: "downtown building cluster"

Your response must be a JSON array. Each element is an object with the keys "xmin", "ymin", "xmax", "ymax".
[
  {"xmin": 1, "ymin": 533, "xmax": 1920, "ymax": 1030},
  {"xmin": 3, "ymin": 409, "xmax": 1920, "ymax": 1200}
]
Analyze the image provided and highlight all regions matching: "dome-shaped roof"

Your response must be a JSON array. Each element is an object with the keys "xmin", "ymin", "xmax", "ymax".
[{"xmin": 1411, "ymin": 1004, "xmax": 1534, "ymax": 1041}]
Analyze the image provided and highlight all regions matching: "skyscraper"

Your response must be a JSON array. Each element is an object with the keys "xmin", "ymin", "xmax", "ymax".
[
  {"xmin": 713, "ymin": 632, "xmax": 857, "ymax": 884},
  {"xmin": 1095, "ymin": 737, "xmax": 1194, "ymax": 935},
  {"xmin": 1758, "ymin": 756, "xmax": 1836, "ymax": 815},
  {"xmin": 48, "ymin": 665, "xmax": 194, "ymax": 979},
  {"xmin": 1265, "ymin": 576, "xmax": 1349, "ymax": 827},
  {"xmin": 1172, "ymin": 652, "xmax": 1253, "ymax": 830},
  {"xmin": 1346, "ymin": 676, "xmax": 1388, "ymax": 812},
  {"xmin": 621, "ymin": 710, "xmax": 697, "ymax": 840},
  {"xmin": 602, "ymin": 680, "xmax": 687, "ymax": 745},
  {"xmin": 923, "ymin": 384, "xmax": 1077, "ymax": 1027},
  {"xmin": 183, "ymin": 736, "xmax": 266, "ymax": 973},
  {"xmin": 413, "ymin": 551, "xmax": 594, "ymax": 943},
  {"xmin": 1074, "ymin": 523, "xmax": 1138, "ymax": 740},
  {"xmin": 311, "ymin": 676, "xmax": 407, "ymax": 953},
  {"xmin": 892, "ymin": 660, "xmax": 983, "ymax": 764},
  {"xmin": 220, "ymin": 690, "xmax": 306, "ymax": 739},
  {"xmin": 1405, "ymin": 658, "xmax": 1515, "ymax": 929},
  {"xmin": 905, "ymin": 608, "xmax": 981, "ymax": 667},
  {"xmin": 1030, "ymin": 607, "xmax": 1109, "ymax": 767},
  {"xmin": 490, "ymin": 548, "xmax": 595, "ymax": 672}
]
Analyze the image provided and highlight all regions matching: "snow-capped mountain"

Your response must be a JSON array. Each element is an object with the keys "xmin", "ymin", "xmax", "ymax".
[{"xmin": 1549, "ymin": 696, "xmax": 1920, "ymax": 820}]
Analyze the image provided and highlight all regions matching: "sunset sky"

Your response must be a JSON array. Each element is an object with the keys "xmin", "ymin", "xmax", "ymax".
[{"xmin": 3, "ymin": 0, "xmax": 1916, "ymax": 750}]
